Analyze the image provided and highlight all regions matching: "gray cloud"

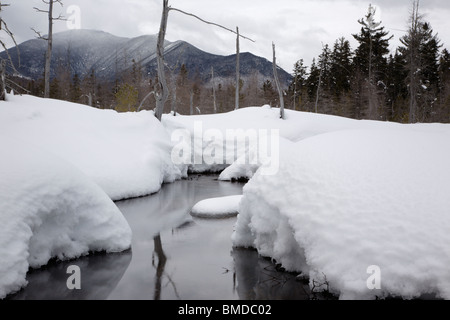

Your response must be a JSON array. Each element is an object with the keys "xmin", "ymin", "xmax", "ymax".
[{"xmin": 2, "ymin": 0, "xmax": 449, "ymax": 72}]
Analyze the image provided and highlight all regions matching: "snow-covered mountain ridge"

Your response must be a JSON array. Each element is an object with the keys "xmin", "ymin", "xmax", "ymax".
[{"xmin": 1, "ymin": 29, "xmax": 292, "ymax": 84}]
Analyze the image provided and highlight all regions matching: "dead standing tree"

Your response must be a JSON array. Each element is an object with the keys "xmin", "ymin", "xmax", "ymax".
[
  {"xmin": 272, "ymin": 42, "xmax": 285, "ymax": 119},
  {"xmin": 32, "ymin": 0, "xmax": 65, "ymax": 98},
  {"xmin": 152, "ymin": 0, "xmax": 255, "ymax": 121},
  {"xmin": 0, "ymin": 1, "xmax": 20, "ymax": 101}
]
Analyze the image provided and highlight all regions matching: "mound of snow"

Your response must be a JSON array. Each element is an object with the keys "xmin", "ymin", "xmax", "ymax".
[
  {"xmin": 164, "ymin": 106, "xmax": 450, "ymax": 176},
  {"xmin": 219, "ymin": 137, "xmax": 293, "ymax": 181},
  {"xmin": 0, "ymin": 94, "xmax": 186, "ymax": 201},
  {"xmin": 233, "ymin": 128, "xmax": 450, "ymax": 300},
  {"xmin": 190, "ymin": 195, "xmax": 243, "ymax": 218},
  {"xmin": 0, "ymin": 135, "xmax": 132, "ymax": 299}
]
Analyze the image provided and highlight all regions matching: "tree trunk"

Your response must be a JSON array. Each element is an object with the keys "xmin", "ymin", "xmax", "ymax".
[
  {"xmin": 44, "ymin": 0, "xmax": 53, "ymax": 98},
  {"xmin": 0, "ymin": 60, "xmax": 6, "ymax": 101},
  {"xmin": 154, "ymin": 0, "xmax": 170, "ymax": 121},
  {"xmin": 235, "ymin": 27, "xmax": 240, "ymax": 110},
  {"xmin": 211, "ymin": 66, "xmax": 217, "ymax": 113},
  {"xmin": 272, "ymin": 42, "xmax": 285, "ymax": 119},
  {"xmin": 409, "ymin": 1, "xmax": 420, "ymax": 123},
  {"xmin": 171, "ymin": 79, "xmax": 177, "ymax": 115},
  {"xmin": 190, "ymin": 90, "xmax": 194, "ymax": 115},
  {"xmin": 153, "ymin": 234, "xmax": 167, "ymax": 300},
  {"xmin": 315, "ymin": 56, "xmax": 324, "ymax": 114}
]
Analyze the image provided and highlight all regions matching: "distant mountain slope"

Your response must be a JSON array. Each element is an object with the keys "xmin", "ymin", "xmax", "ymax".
[{"xmin": 1, "ymin": 29, "xmax": 292, "ymax": 85}]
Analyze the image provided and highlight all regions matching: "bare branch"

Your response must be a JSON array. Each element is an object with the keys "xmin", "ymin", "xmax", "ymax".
[
  {"xmin": 33, "ymin": 6, "xmax": 50, "ymax": 14},
  {"xmin": 0, "ymin": 20, "xmax": 20, "ymax": 73},
  {"xmin": 137, "ymin": 91, "xmax": 155, "ymax": 112},
  {"xmin": 1, "ymin": 20, "xmax": 20, "ymax": 65},
  {"xmin": 169, "ymin": 7, "xmax": 255, "ymax": 43},
  {"xmin": 31, "ymin": 27, "xmax": 48, "ymax": 40},
  {"xmin": 0, "ymin": 41, "xmax": 19, "ymax": 74},
  {"xmin": 6, "ymin": 78, "xmax": 31, "ymax": 94}
]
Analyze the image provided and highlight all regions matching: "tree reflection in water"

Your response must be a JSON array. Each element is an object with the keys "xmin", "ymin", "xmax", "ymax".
[{"xmin": 152, "ymin": 233, "xmax": 180, "ymax": 300}]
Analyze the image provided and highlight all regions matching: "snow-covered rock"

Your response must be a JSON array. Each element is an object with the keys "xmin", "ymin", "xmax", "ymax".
[
  {"xmin": 0, "ymin": 135, "xmax": 132, "ymax": 299},
  {"xmin": 190, "ymin": 195, "xmax": 243, "ymax": 218},
  {"xmin": 232, "ymin": 128, "xmax": 450, "ymax": 300}
]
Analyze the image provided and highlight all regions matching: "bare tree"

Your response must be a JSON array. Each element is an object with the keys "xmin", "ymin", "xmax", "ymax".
[
  {"xmin": 404, "ymin": 0, "xmax": 421, "ymax": 123},
  {"xmin": 272, "ymin": 42, "xmax": 285, "ymax": 119},
  {"xmin": 315, "ymin": 52, "xmax": 324, "ymax": 114},
  {"xmin": 0, "ymin": 2, "xmax": 20, "ymax": 101},
  {"xmin": 151, "ymin": 1, "xmax": 254, "ymax": 121},
  {"xmin": 32, "ymin": 0, "xmax": 65, "ymax": 98},
  {"xmin": 211, "ymin": 66, "xmax": 217, "ymax": 113},
  {"xmin": 235, "ymin": 27, "xmax": 240, "ymax": 110}
]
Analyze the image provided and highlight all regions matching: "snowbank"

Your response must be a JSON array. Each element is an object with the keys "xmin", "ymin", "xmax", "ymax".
[
  {"xmin": 218, "ymin": 137, "xmax": 293, "ymax": 181},
  {"xmin": 232, "ymin": 128, "xmax": 450, "ymax": 300},
  {"xmin": 164, "ymin": 105, "xmax": 450, "ymax": 178},
  {"xmin": 0, "ymin": 135, "xmax": 132, "ymax": 299},
  {"xmin": 190, "ymin": 195, "xmax": 243, "ymax": 218},
  {"xmin": 163, "ymin": 106, "xmax": 403, "ymax": 174},
  {"xmin": 0, "ymin": 94, "xmax": 186, "ymax": 201}
]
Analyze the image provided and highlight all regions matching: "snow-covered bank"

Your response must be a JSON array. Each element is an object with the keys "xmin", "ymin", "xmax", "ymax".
[
  {"xmin": 0, "ymin": 94, "xmax": 186, "ymax": 201},
  {"xmin": 164, "ymin": 105, "xmax": 450, "ymax": 177},
  {"xmin": 0, "ymin": 135, "xmax": 132, "ymax": 299},
  {"xmin": 0, "ymin": 94, "xmax": 186, "ymax": 298},
  {"xmin": 232, "ymin": 128, "xmax": 450, "ymax": 299}
]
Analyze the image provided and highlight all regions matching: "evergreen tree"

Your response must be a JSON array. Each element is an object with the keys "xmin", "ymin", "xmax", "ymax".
[
  {"xmin": 330, "ymin": 37, "xmax": 353, "ymax": 97},
  {"xmin": 289, "ymin": 59, "xmax": 307, "ymax": 110},
  {"xmin": 400, "ymin": 2, "xmax": 441, "ymax": 122},
  {"xmin": 385, "ymin": 52, "xmax": 408, "ymax": 122},
  {"xmin": 70, "ymin": 73, "xmax": 82, "ymax": 103},
  {"xmin": 262, "ymin": 79, "xmax": 277, "ymax": 107},
  {"xmin": 306, "ymin": 58, "xmax": 320, "ymax": 102},
  {"xmin": 115, "ymin": 83, "xmax": 138, "ymax": 112},
  {"xmin": 353, "ymin": 4, "xmax": 392, "ymax": 119},
  {"xmin": 439, "ymin": 49, "xmax": 450, "ymax": 121}
]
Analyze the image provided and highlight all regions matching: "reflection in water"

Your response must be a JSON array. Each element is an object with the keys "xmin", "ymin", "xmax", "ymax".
[
  {"xmin": 5, "ymin": 175, "xmax": 320, "ymax": 300},
  {"xmin": 153, "ymin": 234, "xmax": 166, "ymax": 300},
  {"xmin": 231, "ymin": 247, "xmax": 312, "ymax": 300},
  {"xmin": 7, "ymin": 250, "xmax": 132, "ymax": 300},
  {"xmin": 108, "ymin": 175, "xmax": 245, "ymax": 300}
]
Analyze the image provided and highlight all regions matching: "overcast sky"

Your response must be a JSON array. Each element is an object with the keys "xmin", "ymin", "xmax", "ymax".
[{"xmin": 1, "ymin": 0, "xmax": 449, "ymax": 72}]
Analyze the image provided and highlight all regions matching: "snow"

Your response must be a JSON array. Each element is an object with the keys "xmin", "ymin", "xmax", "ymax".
[
  {"xmin": 163, "ymin": 105, "xmax": 406, "ymax": 175},
  {"xmin": 190, "ymin": 195, "xmax": 243, "ymax": 218},
  {"xmin": 0, "ymin": 93, "xmax": 186, "ymax": 298},
  {"xmin": 0, "ymin": 134, "xmax": 132, "ymax": 299},
  {"xmin": 232, "ymin": 127, "xmax": 450, "ymax": 300},
  {"xmin": 218, "ymin": 137, "xmax": 292, "ymax": 181},
  {"xmin": 2, "ymin": 92, "xmax": 450, "ymax": 300},
  {"xmin": 0, "ymin": 94, "xmax": 186, "ymax": 201}
]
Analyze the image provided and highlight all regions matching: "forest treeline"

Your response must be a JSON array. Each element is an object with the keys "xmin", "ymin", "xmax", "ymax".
[{"xmin": 9, "ymin": 2, "xmax": 450, "ymax": 123}]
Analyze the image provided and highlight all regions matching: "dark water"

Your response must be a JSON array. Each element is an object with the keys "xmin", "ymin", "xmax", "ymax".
[{"xmin": 7, "ymin": 175, "xmax": 312, "ymax": 300}]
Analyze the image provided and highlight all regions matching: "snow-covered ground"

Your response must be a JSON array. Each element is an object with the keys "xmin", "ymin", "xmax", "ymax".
[
  {"xmin": 0, "ymin": 94, "xmax": 186, "ymax": 201},
  {"xmin": 190, "ymin": 195, "xmax": 242, "ymax": 218},
  {"xmin": 164, "ymin": 106, "xmax": 402, "ymax": 177},
  {"xmin": 2, "ymin": 93, "xmax": 450, "ymax": 300},
  {"xmin": 232, "ymin": 128, "xmax": 450, "ymax": 300},
  {"xmin": 0, "ymin": 94, "xmax": 185, "ymax": 298}
]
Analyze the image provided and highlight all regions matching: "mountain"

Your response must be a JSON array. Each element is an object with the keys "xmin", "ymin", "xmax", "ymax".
[{"xmin": 1, "ymin": 29, "xmax": 292, "ymax": 85}]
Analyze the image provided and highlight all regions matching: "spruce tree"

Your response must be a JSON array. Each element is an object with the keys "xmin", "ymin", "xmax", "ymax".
[
  {"xmin": 400, "ymin": 3, "xmax": 441, "ymax": 122},
  {"xmin": 289, "ymin": 59, "xmax": 307, "ymax": 110},
  {"xmin": 353, "ymin": 4, "xmax": 392, "ymax": 119}
]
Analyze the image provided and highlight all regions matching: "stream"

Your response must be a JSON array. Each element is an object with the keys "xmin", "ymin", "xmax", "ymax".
[{"xmin": 7, "ymin": 175, "xmax": 312, "ymax": 300}]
